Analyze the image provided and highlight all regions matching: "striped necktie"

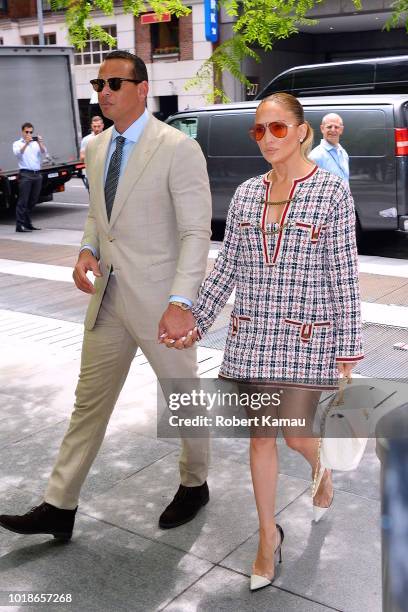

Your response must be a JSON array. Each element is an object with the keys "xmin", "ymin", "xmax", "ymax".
[{"xmin": 105, "ymin": 135, "xmax": 126, "ymax": 221}]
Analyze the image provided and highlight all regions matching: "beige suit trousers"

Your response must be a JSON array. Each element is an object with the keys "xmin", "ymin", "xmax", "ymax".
[{"xmin": 44, "ymin": 276, "xmax": 209, "ymax": 509}]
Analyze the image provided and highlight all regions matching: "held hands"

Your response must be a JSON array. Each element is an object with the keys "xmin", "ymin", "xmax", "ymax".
[
  {"xmin": 158, "ymin": 305, "xmax": 199, "ymax": 349},
  {"xmin": 72, "ymin": 249, "xmax": 102, "ymax": 294}
]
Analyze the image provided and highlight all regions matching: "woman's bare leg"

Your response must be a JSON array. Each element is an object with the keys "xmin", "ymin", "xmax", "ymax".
[
  {"xmin": 244, "ymin": 383, "xmax": 282, "ymax": 578},
  {"xmin": 281, "ymin": 388, "xmax": 333, "ymax": 508},
  {"xmin": 250, "ymin": 436, "xmax": 281, "ymax": 577}
]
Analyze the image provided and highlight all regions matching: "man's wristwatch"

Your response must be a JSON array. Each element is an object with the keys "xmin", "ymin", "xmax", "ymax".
[{"xmin": 170, "ymin": 301, "xmax": 191, "ymax": 311}]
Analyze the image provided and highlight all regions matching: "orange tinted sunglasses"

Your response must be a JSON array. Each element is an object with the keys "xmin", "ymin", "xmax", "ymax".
[{"xmin": 249, "ymin": 121, "xmax": 298, "ymax": 141}]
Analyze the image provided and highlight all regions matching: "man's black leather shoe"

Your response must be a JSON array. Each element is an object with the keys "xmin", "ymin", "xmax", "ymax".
[
  {"xmin": 26, "ymin": 224, "xmax": 41, "ymax": 230},
  {"xmin": 0, "ymin": 502, "xmax": 77, "ymax": 541},
  {"xmin": 16, "ymin": 225, "xmax": 32, "ymax": 233},
  {"xmin": 159, "ymin": 482, "xmax": 209, "ymax": 529}
]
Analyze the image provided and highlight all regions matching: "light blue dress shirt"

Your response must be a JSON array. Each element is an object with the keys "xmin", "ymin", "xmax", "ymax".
[
  {"xmin": 309, "ymin": 139, "xmax": 349, "ymax": 183},
  {"xmin": 104, "ymin": 109, "xmax": 149, "ymax": 182},
  {"xmin": 82, "ymin": 108, "xmax": 191, "ymax": 307}
]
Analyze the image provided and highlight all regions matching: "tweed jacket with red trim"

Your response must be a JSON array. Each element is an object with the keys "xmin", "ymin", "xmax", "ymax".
[{"xmin": 193, "ymin": 166, "xmax": 364, "ymax": 386}]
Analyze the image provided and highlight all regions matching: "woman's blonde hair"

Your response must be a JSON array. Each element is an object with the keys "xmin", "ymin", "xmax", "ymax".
[{"xmin": 257, "ymin": 92, "xmax": 314, "ymax": 161}]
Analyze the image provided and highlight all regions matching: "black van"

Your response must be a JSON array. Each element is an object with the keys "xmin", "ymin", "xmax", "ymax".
[
  {"xmin": 256, "ymin": 56, "xmax": 408, "ymax": 99},
  {"xmin": 167, "ymin": 94, "xmax": 408, "ymax": 239}
]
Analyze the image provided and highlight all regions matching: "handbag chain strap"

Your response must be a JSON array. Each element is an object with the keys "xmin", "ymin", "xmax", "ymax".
[{"xmin": 311, "ymin": 376, "xmax": 351, "ymax": 497}]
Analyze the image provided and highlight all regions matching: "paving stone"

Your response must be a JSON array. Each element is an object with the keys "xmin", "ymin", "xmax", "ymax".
[
  {"xmin": 1, "ymin": 416, "xmax": 176, "ymax": 503},
  {"xmin": 0, "ymin": 239, "xmax": 77, "ymax": 266},
  {"xmin": 221, "ymin": 489, "xmax": 381, "ymax": 612},
  {"xmin": 0, "ymin": 492, "xmax": 212, "ymax": 612},
  {"xmin": 359, "ymin": 273, "xmax": 408, "ymax": 303},
  {"xmin": 82, "ymin": 455, "xmax": 308, "ymax": 564},
  {"xmin": 164, "ymin": 566, "xmax": 333, "ymax": 612}
]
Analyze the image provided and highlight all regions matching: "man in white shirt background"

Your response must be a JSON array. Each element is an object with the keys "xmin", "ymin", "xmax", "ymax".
[
  {"xmin": 79, "ymin": 116, "xmax": 105, "ymax": 191},
  {"xmin": 309, "ymin": 113, "xmax": 349, "ymax": 183},
  {"xmin": 12, "ymin": 122, "xmax": 47, "ymax": 232},
  {"xmin": 79, "ymin": 115, "xmax": 105, "ymax": 162}
]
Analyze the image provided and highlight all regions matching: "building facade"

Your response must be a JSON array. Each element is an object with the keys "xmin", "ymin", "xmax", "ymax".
[
  {"xmin": 0, "ymin": 0, "xmax": 213, "ymax": 134},
  {"xmin": 2, "ymin": 0, "xmax": 406, "ymax": 116}
]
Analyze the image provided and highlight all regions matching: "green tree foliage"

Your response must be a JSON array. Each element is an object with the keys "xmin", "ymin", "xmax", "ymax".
[
  {"xmin": 51, "ymin": 0, "xmax": 408, "ymax": 102},
  {"xmin": 50, "ymin": 0, "xmax": 190, "ymax": 50},
  {"xmin": 385, "ymin": 0, "xmax": 408, "ymax": 32}
]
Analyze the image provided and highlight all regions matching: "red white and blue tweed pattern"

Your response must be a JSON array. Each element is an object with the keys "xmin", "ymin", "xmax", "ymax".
[{"xmin": 193, "ymin": 166, "xmax": 364, "ymax": 387}]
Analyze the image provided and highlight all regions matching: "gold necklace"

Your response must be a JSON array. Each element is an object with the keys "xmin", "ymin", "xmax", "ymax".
[
  {"xmin": 265, "ymin": 198, "xmax": 294, "ymax": 206},
  {"xmin": 266, "ymin": 170, "xmax": 294, "ymax": 205}
]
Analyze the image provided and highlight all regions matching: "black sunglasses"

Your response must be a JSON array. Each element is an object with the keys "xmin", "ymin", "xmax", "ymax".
[{"xmin": 90, "ymin": 77, "xmax": 143, "ymax": 92}]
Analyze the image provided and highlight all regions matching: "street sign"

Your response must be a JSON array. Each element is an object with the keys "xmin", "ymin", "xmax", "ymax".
[
  {"xmin": 204, "ymin": 0, "xmax": 219, "ymax": 43},
  {"xmin": 141, "ymin": 13, "xmax": 171, "ymax": 25}
]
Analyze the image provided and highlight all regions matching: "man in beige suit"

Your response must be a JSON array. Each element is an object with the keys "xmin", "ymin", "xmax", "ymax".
[{"xmin": 0, "ymin": 51, "xmax": 212, "ymax": 540}]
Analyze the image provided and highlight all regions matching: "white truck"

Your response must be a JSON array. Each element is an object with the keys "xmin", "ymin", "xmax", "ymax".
[{"xmin": 0, "ymin": 45, "xmax": 84, "ymax": 210}]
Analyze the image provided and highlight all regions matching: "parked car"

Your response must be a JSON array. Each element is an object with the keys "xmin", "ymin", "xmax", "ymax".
[
  {"xmin": 256, "ymin": 55, "xmax": 408, "ymax": 99},
  {"xmin": 167, "ymin": 94, "xmax": 408, "ymax": 243}
]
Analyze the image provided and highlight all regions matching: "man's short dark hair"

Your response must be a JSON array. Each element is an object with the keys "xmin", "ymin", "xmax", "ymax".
[
  {"xmin": 104, "ymin": 50, "xmax": 148, "ymax": 83},
  {"xmin": 91, "ymin": 116, "xmax": 104, "ymax": 123},
  {"xmin": 22, "ymin": 122, "xmax": 33, "ymax": 131}
]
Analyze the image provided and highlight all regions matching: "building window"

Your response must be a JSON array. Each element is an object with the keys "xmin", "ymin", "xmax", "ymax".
[
  {"xmin": 151, "ymin": 16, "xmax": 179, "ymax": 57},
  {"xmin": 0, "ymin": 0, "xmax": 8, "ymax": 11},
  {"xmin": 0, "ymin": 38, "xmax": 3, "ymax": 45},
  {"xmin": 74, "ymin": 25, "xmax": 117, "ymax": 66},
  {"xmin": 22, "ymin": 33, "xmax": 57, "ymax": 45}
]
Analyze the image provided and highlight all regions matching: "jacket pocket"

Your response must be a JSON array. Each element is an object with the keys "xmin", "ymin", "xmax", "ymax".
[
  {"xmin": 284, "ymin": 318, "xmax": 332, "ymax": 343},
  {"xmin": 231, "ymin": 313, "xmax": 252, "ymax": 337},
  {"xmin": 295, "ymin": 222, "xmax": 327, "ymax": 244}
]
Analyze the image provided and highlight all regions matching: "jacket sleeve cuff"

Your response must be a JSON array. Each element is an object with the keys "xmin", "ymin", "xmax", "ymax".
[
  {"xmin": 169, "ymin": 295, "xmax": 193, "ymax": 307},
  {"xmin": 191, "ymin": 309, "xmax": 205, "ymax": 340},
  {"xmin": 335, "ymin": 354, "xmax": 364, "ymax": 363},
  {"xmin": 80, "ymin": 244, "xmax": 98, "ymax": 258}
]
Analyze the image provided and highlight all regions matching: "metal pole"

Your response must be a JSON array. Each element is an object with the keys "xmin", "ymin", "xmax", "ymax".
[{"xmin": 36, "ymin": 0, "xmax": 45, "ymax": 45}]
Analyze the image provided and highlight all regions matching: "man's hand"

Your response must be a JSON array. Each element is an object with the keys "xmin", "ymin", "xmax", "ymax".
[
  {"xmin": 21, "ymin": 133, "xmax": 32, "ymax": 152},
  {"xmin": 72, "ymin": 249, "xmax": 102, "ymax": 294},
  {"xmin": 337, "ymin": 361, "xmax": 357, "ymax": 379},
  {"xmin": 158, "ymin": 305, "xmax": 198, "ymax": 349}
]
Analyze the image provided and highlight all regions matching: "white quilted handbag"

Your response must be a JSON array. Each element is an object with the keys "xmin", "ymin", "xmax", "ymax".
[{"xmin": 314, "ymin": 377, "xmax": 390, "ymax": 482}]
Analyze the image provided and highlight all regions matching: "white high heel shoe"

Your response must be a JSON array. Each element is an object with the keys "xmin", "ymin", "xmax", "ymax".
[
  {"xmin": 250, "ymin": 524, "xmax": 284, "ymax": 592},
  {"xmin": 312, "ymin": 466, "xmax": 334, "ymax": 523}
]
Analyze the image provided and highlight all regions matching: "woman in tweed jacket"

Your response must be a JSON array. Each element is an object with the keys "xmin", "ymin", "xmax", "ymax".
[{"xmin": 164, "ymin": 93, "xmax": 364, "ymax": 590}]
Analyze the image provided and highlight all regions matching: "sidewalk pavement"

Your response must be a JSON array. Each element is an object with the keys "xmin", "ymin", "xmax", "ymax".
[{"xmin": 0, "ymin": 311, "xmax": 382, "ymax": 612}]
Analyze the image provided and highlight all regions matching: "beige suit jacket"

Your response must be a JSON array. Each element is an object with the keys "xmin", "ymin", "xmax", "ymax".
[{"xmin": 82, "ymin": 115, "xmax": 212, "ymax": 339}]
